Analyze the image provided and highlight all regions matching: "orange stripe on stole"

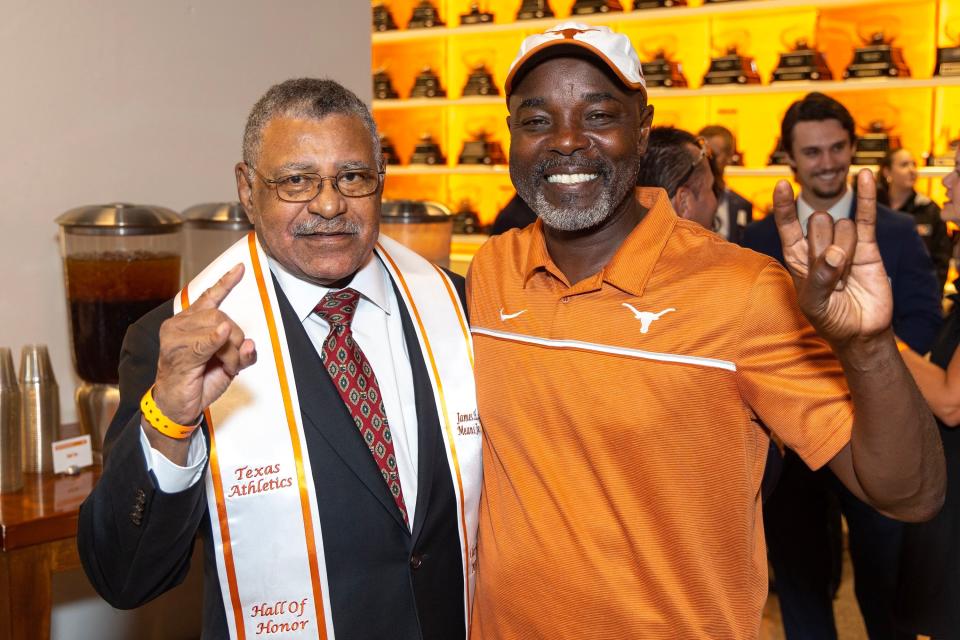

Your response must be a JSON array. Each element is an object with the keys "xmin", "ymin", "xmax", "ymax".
[
  {"xmin": 377, "ymin": 244, "xmax": 474, "ymax": 629},
  {"xmin": 430, "ymin": 263, "xmax": 474, "ymax": 369},
  {"xmin": 246, "ymin": 232, "xmax": 329, "ymax": 638},
  {"xmin": 180, "ymin": 282, "xmax": 246, "ymax": 639}
]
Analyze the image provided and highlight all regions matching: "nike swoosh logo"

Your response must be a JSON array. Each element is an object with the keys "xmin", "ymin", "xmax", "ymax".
[{"xmin": 499, "ymin": 308, "xmax": 528, "ymax": 321}]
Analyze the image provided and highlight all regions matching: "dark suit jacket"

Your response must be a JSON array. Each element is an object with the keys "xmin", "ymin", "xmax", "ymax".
[
  {"xmin": 721, "ymin": 189, "xmax": 754, "ymax": 245},
  {"xmin": 78, "ymin": 271, "xmax": 469, "ymax": 640},
  {"xmin": 898, "ymin": 190, "xmax": 952, "ymax": 293},
  {"xmin": 741, "ymin": 199, "xmax": 942, "ymax": 354}
]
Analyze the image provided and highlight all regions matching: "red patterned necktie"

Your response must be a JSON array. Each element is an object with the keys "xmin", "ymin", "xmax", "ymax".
[{"xmin": 314, "ymin": 288, "xmax": 409, "ymax": 527}]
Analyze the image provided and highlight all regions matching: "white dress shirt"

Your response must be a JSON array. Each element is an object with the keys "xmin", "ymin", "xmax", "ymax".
[
  {"xmin": 140, "ymin": 252, "xmax": 421, "ymax": 527},
  {"xmin": 797, "ymin": 188, "xmax": 854, "ymax": 235},
  {"xmin": 715, "ymin": 192, "xmax": 731, "ymax": 239}
]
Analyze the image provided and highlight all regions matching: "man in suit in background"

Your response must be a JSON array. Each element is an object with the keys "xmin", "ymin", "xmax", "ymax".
[
  {"xmin": 636, "ymin": 126, "xmax": 721, "ymax": 231},
  {"xmin": 742, "ymin": 91, "xmax": 943, "ymax": 640},
  {"xmin": 700, "ymin": 124, "xmax": 754, "ymax": 243},
  {"xmin": 78, "ymin": 78, "xmax": 480, "ymax": 640}
]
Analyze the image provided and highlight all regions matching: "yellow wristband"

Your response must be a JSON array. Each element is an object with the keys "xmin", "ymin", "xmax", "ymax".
[{"xmin": 140, "ymin": 385, "xmax": 200, "ymax": 440}]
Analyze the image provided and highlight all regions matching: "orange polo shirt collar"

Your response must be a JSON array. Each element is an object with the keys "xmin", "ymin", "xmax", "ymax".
[{"xmin": 520, "ymin": 187, "xmax": 678, "ymax": 297}]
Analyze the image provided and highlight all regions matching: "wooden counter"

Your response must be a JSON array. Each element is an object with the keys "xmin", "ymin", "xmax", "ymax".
[{"xmin": 0, "ymin": 465, "xmax": 100, "ymax": 640}]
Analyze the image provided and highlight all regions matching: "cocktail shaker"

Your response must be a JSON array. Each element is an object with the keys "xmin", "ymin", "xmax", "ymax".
[
  {"xmin": 0, "ymin": 348, "xmax": 22, "ymax": 492},
  {"xmin": 19, "ymin": 345, "xmax": 60, "ymax": 473}
]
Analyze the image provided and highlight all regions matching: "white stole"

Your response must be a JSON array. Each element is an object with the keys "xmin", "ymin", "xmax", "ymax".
[{"xmin": 174, "ymin": 232, "xmax": 481, "ymax": 639}]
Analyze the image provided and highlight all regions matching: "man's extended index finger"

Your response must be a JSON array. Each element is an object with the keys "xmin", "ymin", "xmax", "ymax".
[
  {"xmin": 771, "ymin": 180, "xmax": 804, "ymax": 248},
  {"xmin": 192, "ymin": 263, "xmax": 245, "ymax": 310},
  {"xmin": 854, "ymin": 169, "xmax": 878, "ymax": 244}
]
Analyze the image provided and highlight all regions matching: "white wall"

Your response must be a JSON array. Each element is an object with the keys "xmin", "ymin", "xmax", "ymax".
[
  {"xmin": 0, "ymin": 1, "xmax": 371, "ymax": 422},
  {"xmin": 0, "ymin": 2, "xmax": 370, "ymax": 636}
]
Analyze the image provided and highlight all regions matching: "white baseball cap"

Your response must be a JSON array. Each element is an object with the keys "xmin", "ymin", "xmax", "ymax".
[{"xmin": 504, "ymin": 22, "xmax": 646, "ymax": 98}]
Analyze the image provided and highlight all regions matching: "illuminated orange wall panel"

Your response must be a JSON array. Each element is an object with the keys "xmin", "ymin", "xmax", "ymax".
[{"xmin": 372, "ymin": 0, "xmax": 960, "ymax": 231}]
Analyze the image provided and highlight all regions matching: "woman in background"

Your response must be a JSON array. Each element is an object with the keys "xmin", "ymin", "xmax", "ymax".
[
  {"xmin": 878, "ymin": 148, "xmax": 952, "ymax": 292},
  {"xmin": 897, "ymin": 147, "xmax": 960, "ymax": 639}
]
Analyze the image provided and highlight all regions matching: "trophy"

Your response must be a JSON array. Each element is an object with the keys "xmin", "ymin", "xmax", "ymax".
[
  {"xmin": 462, "ymin": 63, "xmax": 500, "ymax": 97},
  {"xmin": 926, "ymin": 135, "xmax": 960, "ymax": 166},
  {"xmin": 768, "ymin": 138, "xmax": 791, "ymax": 166},
  {"xmin": 452, "ymin": 199, "xmax": 484, "ymax": 235},
  {"xmin": 409, "ymin": 67, "xmax": 446, "ymax": 98},
  {"xmin": 517, "ymin": 0, "xmax": 554, "ymax": 20},
  {"xmin": 458, "ymin": 130, "xmax": 507, "ymax": 165},
  {"xmin": 373, "ymin": 3, "xmax": 398, "ymax": 31},
  {"xmin": 640, "ymin": 41, "xmax": 688, "ymax": 88},
  {"xmin": 572, "ymin": 0, "xmax": 623, "ymax": 14},
  {"xmin": 460, "ymin": 2, "xmax": 494, "ymax": 25},
  {"xmin": 703, "ymin": 41, "xmax": 761, "ymax": 85},
  {"xmin": 379, "ymin": 134, "xmax": 401, "ymax": 165},
  {"xmin": 936, "ymin": 46, "xmax": 960, "ymax": 77},
  {"xmin": 853, "ymin": 120, "xmax": 901, "ymax": 165},
  {"xmin": 410, "ymin": 133, "xmax": 446, "ymax": 165},
  {"xmin": 373, "ymin": 69, "xmax": 400, "ymax": 100},
  {"xmin": 772, "ymin": 36, "xmax": 833, "ymax": 82},
  {"xmin": 843, "ymin": 25, "xmax": 911, "ymax": 79},
  {"xmin": 407, "ymin": 0, "xmax": 445, "ymax": 29},
  {"xmin": 634, "ymin": 0, "xmax": 686, "ymax": 8},
  {"xmin": 935, "ymin": 20, "xmax": 960, "ymax": 76}
]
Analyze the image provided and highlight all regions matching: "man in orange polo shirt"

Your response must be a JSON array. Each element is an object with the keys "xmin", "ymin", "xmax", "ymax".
[{"xmin": 466, "ymin": 23, "xmax": 945, "ymax": 639}]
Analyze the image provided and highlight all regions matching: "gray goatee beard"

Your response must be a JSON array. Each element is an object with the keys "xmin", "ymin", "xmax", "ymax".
[
  {"xmin": 512, "ymin": 155, "xmax": 638, "ymax": 232},
  {"xmin": 530, "ymin": 189, "xmax": 616, "ymax": 231}
]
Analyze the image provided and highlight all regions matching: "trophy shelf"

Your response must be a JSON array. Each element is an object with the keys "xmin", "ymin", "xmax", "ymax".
[
  {"xmin": 373, "ymin": 96, "xmax": 506, "ymax": 110},
  {"xmin": 372, "ymin": 0, "xmax": 910, "ymax": 44},
  {"xmin": 387, "ymin": 165, "xmax": 510, "ymax": 175},
  {"xmin": 726, "ymin": 165, "xmax": 953, "ymax": 177},
  {"xmin": 373, "ymin": 0, "xmax": 960, "ymax": 227},
  {"xmin": 384, "ymin": 165, "xmax": 952, "ymax": 177},
  {"xmin": 372, "ymin": 77, "xmax": 960, "ymax": 111}
]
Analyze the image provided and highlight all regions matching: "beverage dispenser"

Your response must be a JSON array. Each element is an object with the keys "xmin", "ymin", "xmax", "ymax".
[
  {"xmin": 182, "ymin": 202, "xmax": 253, "ymax": 281},
  {"xmin": 381, "ymin": 200, "xmax": 453, "ymax": 268},
  {"xmin": 55, "ymin": 204, "xmax": 182, "ymax": 455}
]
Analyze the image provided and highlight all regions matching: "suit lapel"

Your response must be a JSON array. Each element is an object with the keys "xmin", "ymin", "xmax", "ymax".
[
  {"xmin": 389, "ymin": 278, "xmax": 443, "ymax": 545},
  {"xmin": 273, "ymin": 277, "xmax": 409, "ymax": 532}
]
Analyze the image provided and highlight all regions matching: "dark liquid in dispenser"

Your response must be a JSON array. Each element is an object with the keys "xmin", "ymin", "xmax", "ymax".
[{"xmin": 66, "ymin": 252, "xmax": 180, "ymax": 384}]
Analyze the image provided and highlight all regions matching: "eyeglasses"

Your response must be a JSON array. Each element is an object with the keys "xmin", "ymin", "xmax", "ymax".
[
  {"xmin": 250, "ymin": 167, "xmax": 384, "ymax": 201},
  {"xmin": 668, "ymin": 137, "xmax": 713, "ymax": 198}
]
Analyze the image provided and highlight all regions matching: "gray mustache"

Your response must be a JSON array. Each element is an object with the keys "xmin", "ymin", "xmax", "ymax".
[{"xmin": 293, "ymin": 218, "xmax": 362, "ymax": 236}]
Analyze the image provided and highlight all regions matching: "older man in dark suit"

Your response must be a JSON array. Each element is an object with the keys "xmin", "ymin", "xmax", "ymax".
[{"xmin": 77, "ymin": 78, "xmax": 481, "ymax": 640}]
